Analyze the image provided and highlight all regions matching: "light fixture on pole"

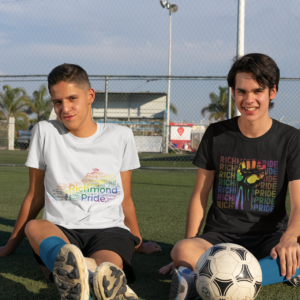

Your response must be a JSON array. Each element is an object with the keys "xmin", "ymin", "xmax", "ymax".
[{"xmin": 159, "ymin": 0, "xmax": 178, "ymax": 153}]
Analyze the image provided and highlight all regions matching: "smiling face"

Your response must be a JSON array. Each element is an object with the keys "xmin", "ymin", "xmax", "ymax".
[
  {"xmin": 232, "ymin": 72, "xmax": 277, "ymax": 124},
  {"xmin": 50, "ymin": 81, "xmax": 96, "ymax": 137}
]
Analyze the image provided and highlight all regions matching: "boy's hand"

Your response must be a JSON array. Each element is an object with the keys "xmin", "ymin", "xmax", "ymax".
[
  {"xmin": 270, "ymin": 236, "xmax": 300, "ymax": 280},
  {"xmin": 135, "ymin": 241, "xmax": 162, "ymax": 254},
  {"xmin": 0, "ymin": 245, "xmax": 13, "ymax": 257},
  {"xmin": 159, "ymin": 262, "xmax": 175, "ymax": 274}
]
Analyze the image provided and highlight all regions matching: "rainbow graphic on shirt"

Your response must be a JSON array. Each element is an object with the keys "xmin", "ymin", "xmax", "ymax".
[
  {"xmin": 46, "ymin": 168, "xmax": 121, "ymax": 203},
  {"xmin": 217, "ymin": 156, "xmax": 278, "ymax": 212}
]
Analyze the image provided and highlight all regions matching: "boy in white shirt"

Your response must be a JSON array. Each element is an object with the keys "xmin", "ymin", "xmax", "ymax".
[{"xmin": 0, "ymin": 63, "xmax": 161, "ymax": 300}]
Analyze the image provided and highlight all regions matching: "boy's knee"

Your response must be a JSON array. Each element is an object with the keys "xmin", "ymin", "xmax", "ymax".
[
  {"xmin": 171, "ymin": 239, "xmax": 190, "ymax": 260},
  {"xmin": 25, "ymin": 219, "xmax": 41, "ymax": 237}
]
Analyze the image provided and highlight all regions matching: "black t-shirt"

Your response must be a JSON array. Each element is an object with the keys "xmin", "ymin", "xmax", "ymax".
[{"xmin": 193, "ymin": 117, "xmax": 300, "ymax": 235}]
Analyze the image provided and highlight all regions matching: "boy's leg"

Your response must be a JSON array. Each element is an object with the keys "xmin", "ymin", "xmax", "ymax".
[
  {"xmin": 85, "ymin": 228, "xmax": 139, "ymax": 300},
  {"xmin": 90, "ymin": 250, "xmax": 123, "ymax": 269},
  {"xmin": 25, "ymin": 219, "xmax": 90, "ymax": 300},
  {"xmin": 249, "ymin": 232, "xmax": 300, "ymax": 287},
  {"xmin": 169, "ymin": 238, "xmax": 213, "ymax": 300},
  {"xmin": 171, "ymin": 237, "xmax": 213, "ymax": 270},
  {"xmin": 25, "ymin": 219, "xmax": 71, "ymax": 254}
]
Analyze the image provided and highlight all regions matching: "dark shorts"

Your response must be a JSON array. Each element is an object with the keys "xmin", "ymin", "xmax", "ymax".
[
  {"xmin": 33, "ymin": 226, "xmax": 140, "ymax": 284},
  {"xmin": 198, "ymin": 231, "xmax": 284, "ymax": 260}
]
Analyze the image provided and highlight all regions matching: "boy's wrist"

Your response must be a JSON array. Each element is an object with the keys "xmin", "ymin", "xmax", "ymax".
[
  {"xmin": 0, "ymin": 244, "xmax": 14, "ymax": 256},
  {"xmin": 280, "ymin": 232, "xmax": 298, "ymax": 243},
  {"xmin": 134, "ymin": 242, "xmax": 144, "ymax": 253}
]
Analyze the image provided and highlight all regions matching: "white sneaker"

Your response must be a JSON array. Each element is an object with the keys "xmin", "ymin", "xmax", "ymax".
[
  {"xmin": 169, "ymin": 267, "xmax": 199, "ymax": 300},
  {"xmin": 92, "ymin": 262, "xmax": 138, "ymax": 300}
]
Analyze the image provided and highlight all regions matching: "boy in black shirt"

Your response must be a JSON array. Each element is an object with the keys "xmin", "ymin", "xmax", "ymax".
[{"xmin": 160, "ymin": 53, "xmax": 300, "ymax": 300}]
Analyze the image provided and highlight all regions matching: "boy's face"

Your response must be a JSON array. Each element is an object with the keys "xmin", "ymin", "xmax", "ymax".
[
  {"xmin": 232, "ymin": 72, "xmax": 276, "ymax": 123},
  {"xmin": 50, "ymin": 81, "xmax": 95, "ymax": 134}
]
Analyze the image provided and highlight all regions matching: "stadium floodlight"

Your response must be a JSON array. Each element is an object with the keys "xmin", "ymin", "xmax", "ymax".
[
  {"xmin": 159, "ymin": 1, "xmax": 178, "ymax": 153},
  {"xmin": 169, "ymin": 4, "xmax": 178, "ymax": 13},
  {"xmin": 160, "ymin": 1, "xmax": 167, "ymax": 8}
]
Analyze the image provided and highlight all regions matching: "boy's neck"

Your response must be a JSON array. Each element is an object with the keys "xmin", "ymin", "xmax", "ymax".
[
  {"xmin": 237, "ymin": 115, "xmax": 273, "ymax": 138},
  {"xmin": 68, "ymin": 119, "xmax": 98, "ymax": 138}
]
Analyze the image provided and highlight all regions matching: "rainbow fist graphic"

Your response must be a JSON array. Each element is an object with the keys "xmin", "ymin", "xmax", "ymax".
[{"xmin": 235, "ymin": 159, "xmax": 267, "ymax": 210}]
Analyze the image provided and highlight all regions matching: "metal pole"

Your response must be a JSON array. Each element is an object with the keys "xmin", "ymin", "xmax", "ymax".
[
  {"xmin": 235, "ymin": 0, "xmax": 245, "ymax": 117},
  {"xmin": 104, "ymin": 76, "xmax": 108, "ymax": 123},
  {"xmin": 228, "ymin": 86, "xmax": 232, "ymax": 119},
  {"xmin": 165, "ymin": 10, "xmax": 172, "ymax": 153}
]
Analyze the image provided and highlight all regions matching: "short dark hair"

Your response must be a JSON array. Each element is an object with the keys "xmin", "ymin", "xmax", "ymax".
[
  {"xmin": 48, "ymin": 63, "xmax": 91, "ymax": 92},
  {"xmin": 227, "ymin": 53, "xmax": 280, "ymax": 108}
]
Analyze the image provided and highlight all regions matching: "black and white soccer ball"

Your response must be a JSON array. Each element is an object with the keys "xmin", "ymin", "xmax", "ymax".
[{"xmin": 195, "ymin": 243, "xmax": 262, "ymax": 300}]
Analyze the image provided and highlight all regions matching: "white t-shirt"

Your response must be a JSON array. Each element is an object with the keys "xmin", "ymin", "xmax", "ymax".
[{"xmin": 25, "ymin": 120, "xmax": 140, "ymax": 230}]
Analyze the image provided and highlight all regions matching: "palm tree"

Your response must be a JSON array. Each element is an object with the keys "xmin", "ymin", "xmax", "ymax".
[
  {"xmin": 27, "ymin": 84, "xmax": 52, "ymax": 122},
  {"xmin": 170, "ymin": 103, "xmax": 178, "ymax": 115},
  {"xmin": 0, "ymin": 85, "xmax": 32, "ymax": 127},
  {"xmin": 201, "ymin": 86, "xmax": 235, "ymax": 122}
]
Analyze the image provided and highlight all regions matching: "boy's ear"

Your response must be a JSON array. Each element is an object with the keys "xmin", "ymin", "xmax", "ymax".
[
  {"xmin": 270, "ymin": 85, "xmax": 277, "ymax": 100},
  {"xmin": 231, "ymin": 87, "xmax": 236, "ymax": 100},
  {"xmin": 87, "ymin": 88, "xmax": 95, "ymax": 104}
]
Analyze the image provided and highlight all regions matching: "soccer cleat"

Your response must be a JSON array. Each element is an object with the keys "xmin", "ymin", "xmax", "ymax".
[
  {"xmin": 52, "ymin": 244, "xmax": 90, "ymax": 300},
  {"xmin": 93, "ymin": 262, "xmax": 138, "ymax": 300},
  {"xmin": 289, "ymin": 275, "xmax": 300, "ymax": 287},
  {"xmin": 169, "ymin": 267, "xmax": 200, "ymax": 300}
]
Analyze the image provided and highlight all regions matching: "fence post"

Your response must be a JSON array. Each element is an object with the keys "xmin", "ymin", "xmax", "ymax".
[
  {"xmin": 236, "ymin": 0, "xmax": 245, "ymax": 117},
  {"xmin": 104, "ymin": 76, "xmax": 108, "ymax": 123},
  {"xmin": 228, "ymin": 86, "xmax": 232, "ymax": 119},
  {"xmin": 8, "ymin": 117, "xmax": 15, "ymax": 150}
]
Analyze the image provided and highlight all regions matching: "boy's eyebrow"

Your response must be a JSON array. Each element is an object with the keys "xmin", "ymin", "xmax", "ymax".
[{"xmin": 235, "ymin": 87, "xmax": 266, "ymax": 92}]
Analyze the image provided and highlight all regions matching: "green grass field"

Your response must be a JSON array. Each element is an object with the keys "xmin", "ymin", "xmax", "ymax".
[
  {"xmin": 0, "ymin": 166, "xmax": 296, "ymax": 300},
  {"xmin": 0, "ymin": 150, "xmax": 29, "ymax": 165}
]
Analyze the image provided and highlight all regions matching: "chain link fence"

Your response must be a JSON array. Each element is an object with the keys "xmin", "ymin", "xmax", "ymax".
[
  {"xmin": 1, "ymin": 0, "xmax": 300, "ymax": 167},
  {"xmin": 1, "ymin": 75, "xmax": 299, "ymax": 167}
]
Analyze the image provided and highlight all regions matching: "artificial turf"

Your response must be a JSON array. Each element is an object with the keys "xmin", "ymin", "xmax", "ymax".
[{"xmin": 0, "ymin": 166, "xmax": 295, "ymax": 300}]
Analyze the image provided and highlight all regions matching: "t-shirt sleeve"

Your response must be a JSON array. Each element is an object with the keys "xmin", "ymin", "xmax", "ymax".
[
  {"xmin": 286, "ymin": 131, "xmax": 300, "ymax": 181},
  {"xmin": 25, "ymin": 123, "xmax": 46, "ymax": 170},
  {"xmin": 120, "ymin": 129, "xmax": 140, "ymax": 172},
  {"xmin": 193, "ymin": 124, "xmax": 215, "ymax": 170}
]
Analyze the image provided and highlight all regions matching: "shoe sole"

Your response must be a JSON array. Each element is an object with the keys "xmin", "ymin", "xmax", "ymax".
[
  {"xmin": 93, "ymin": 262, "xmax": 138, "ymax": 300},
  {"xmin": 169, "ymin": 269, "xmax": 186, "ymax": 300},
  {"xmin": 53, "ymin": 244, "xmax": 89, "ymax": 300},
  {"xmin": 289, "ymin": 276, "xmax": 300, "ymax": 287}
]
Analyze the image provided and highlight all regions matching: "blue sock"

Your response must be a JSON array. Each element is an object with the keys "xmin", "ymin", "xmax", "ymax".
[
  {"xmin": 39, "ymin": 236, "xmax": 67, "ymax": 272},
  {"xmin": 181, "ymin": 268, "xmax": 193, "ymax": 275},
  {"xmin": 259, "ymin": 255, "xmax": 300, "ymax": 286}
]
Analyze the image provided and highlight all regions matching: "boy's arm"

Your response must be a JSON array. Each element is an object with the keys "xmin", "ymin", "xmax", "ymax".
[
  {"xmin": 185, "ymin": 168, "xmax": 215, "ymax": 239},
  {"xmin": 159, "ymin": 168, "xmax": 214, "ymax": 274},
  {"xmin": 0, "ymin": 167, "xmax": 45, "ymax": 257},
  {"xmin": 120, "ymin": 170, "xmax": 161, "ymax": 254},
  {"xmin": 270, "ymin": 179, "xmax": 300, "ymax": 279}
]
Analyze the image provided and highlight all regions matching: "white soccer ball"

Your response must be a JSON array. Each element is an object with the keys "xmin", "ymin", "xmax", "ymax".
[{"xmin": 195, "ymin": 243, "xmax": 262, "ymax": 300}]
